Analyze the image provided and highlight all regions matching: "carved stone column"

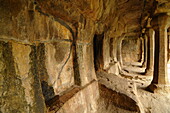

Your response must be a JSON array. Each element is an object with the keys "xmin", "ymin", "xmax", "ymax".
[
  {"xmin": 145, "ymin": 28, "xmax": 155, "ymax": 75},
  {"xmin": 148, "ymin": 13, "xmax": 170, "ymax": 92},
  {"xmin": 117, "ymin": 34, "xmax": 125, "ymax": 67},
  {"xmin": 142, "ymin": 34, "xmax": 148, "ymax": 69}
]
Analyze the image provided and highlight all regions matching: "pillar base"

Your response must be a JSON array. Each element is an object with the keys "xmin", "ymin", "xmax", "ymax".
[
  {"xmin": 147, "ymin": 84, "xmax": 170, "ymax": 93},
  {"xmin": 145, "ymin": 70, "xmax": 154, "ymax": 76}
]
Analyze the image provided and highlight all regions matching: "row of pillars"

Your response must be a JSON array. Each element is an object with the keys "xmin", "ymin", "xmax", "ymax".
[
  {"xmin": 104, "ymin": 13, "xmax": 170, "ymax": 93},
  {"xmin": 100, "ymin": 13, "xmax": 170, "ymax": 93}
]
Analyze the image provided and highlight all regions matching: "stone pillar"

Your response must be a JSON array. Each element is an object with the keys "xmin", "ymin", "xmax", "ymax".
[
  {"xmin": 117, "ymin": 34, "xmax": 125, "ymax": 67},
  {"xmin": 76, "ymin": 19, "xmax": 97, "ymax": 86},
  {"xmin": 76, "ymin": 42, "xmax": 97, "ymax": 86},
  {"xmin": 140, "ymin": 37, "xmax": 145, "ymax": 65},
  {"xmin": 103, "ymin": 34, "xmax": 111, "ymax": 70},
  {"xmin": 112, "ymin": 38, "xmax": 118, "ymax": 62},
  {"xmin": 143, "ymin": 34, "xmax": 148, "ymax": 68},
  {"xmin": 145, "ymin": 28, "xmax": 155, "ymax": 75},
  {"xmin": 109, "ymin": 38, "xmax": 115, "ymax": 62},
  {"xmin": 107, "ymin": 37, "xmax": 120, "ymax": 75},
  {"xmin": 149, "ymin": 13, "xmax": 170, "ymax": 92}
]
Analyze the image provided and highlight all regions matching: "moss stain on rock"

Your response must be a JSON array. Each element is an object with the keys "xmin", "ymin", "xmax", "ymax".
[{"xmin": 0, "ymin": 41, "xmax": 28, "ymax": 113}]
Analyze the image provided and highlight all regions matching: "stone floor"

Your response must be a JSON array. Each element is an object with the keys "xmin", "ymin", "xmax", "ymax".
[
  {"xmin": 43, "ymin": 70, "xmax": 170, "ymax": 113},
  {"xmin": 97, "ymin": 71, "xmax": 170, "ymax": 113}
]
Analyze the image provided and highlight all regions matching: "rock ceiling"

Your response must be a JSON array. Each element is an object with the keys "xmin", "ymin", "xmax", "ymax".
[{"xmin": 35, "ymin": 0, "xmax": 155, "ymax": 38}]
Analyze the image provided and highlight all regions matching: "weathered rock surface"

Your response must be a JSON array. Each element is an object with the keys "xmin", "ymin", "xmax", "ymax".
[
  {"xmin": 1, "ymin": 0, "xmax": 170, "ymax": 113},
  {"xmin": 0, "ymin": 41, "xmax": 46, "ymax": 113}
]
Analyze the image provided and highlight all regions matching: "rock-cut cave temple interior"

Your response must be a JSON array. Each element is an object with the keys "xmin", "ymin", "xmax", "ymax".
[{"xmin": 2, "ymin": 0, "xmax": 170, "ymax": 113}]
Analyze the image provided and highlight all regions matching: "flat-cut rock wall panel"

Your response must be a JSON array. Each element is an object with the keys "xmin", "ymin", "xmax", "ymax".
[
  {"xmin": 44, "ymin": 41, "xmax": 74, "ymax": 95},
  {"xmin": 122, "ymin": 38, "xmax": 142, "ymax": 63}
]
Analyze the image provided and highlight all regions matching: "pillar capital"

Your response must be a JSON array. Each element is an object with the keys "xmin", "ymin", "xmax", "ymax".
[{"xmin": 151, "ymin": 13, "xmax": 170, "ymax": 31}]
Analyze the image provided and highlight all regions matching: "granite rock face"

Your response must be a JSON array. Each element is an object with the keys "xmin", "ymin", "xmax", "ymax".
[{"xmin": 1, "ymin": 0, "xmax": 170, "ymax": 113}]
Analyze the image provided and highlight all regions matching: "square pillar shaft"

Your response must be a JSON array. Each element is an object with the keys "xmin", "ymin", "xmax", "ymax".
[{"xmin": 158, "ymin": 27, "xmax": 169, "ymax": 84}]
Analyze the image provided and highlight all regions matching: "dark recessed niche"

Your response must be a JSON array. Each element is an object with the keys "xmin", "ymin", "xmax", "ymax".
[
  {"xmin": 110, "ymin": 38, "xmax": 114, "ymax": 59},
  {"xmin": 93, "ymin": 33, "xmax": 104, "ymax": 71}
]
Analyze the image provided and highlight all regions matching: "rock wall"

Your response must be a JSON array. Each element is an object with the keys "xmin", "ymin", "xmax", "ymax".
[
  {"xmin": 122, "ymin": 37, "xmax": 142, "ymax": 63},
  {"xmin": 0, "ymin": 0, "xmax": 98, "ymax": 112}
]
